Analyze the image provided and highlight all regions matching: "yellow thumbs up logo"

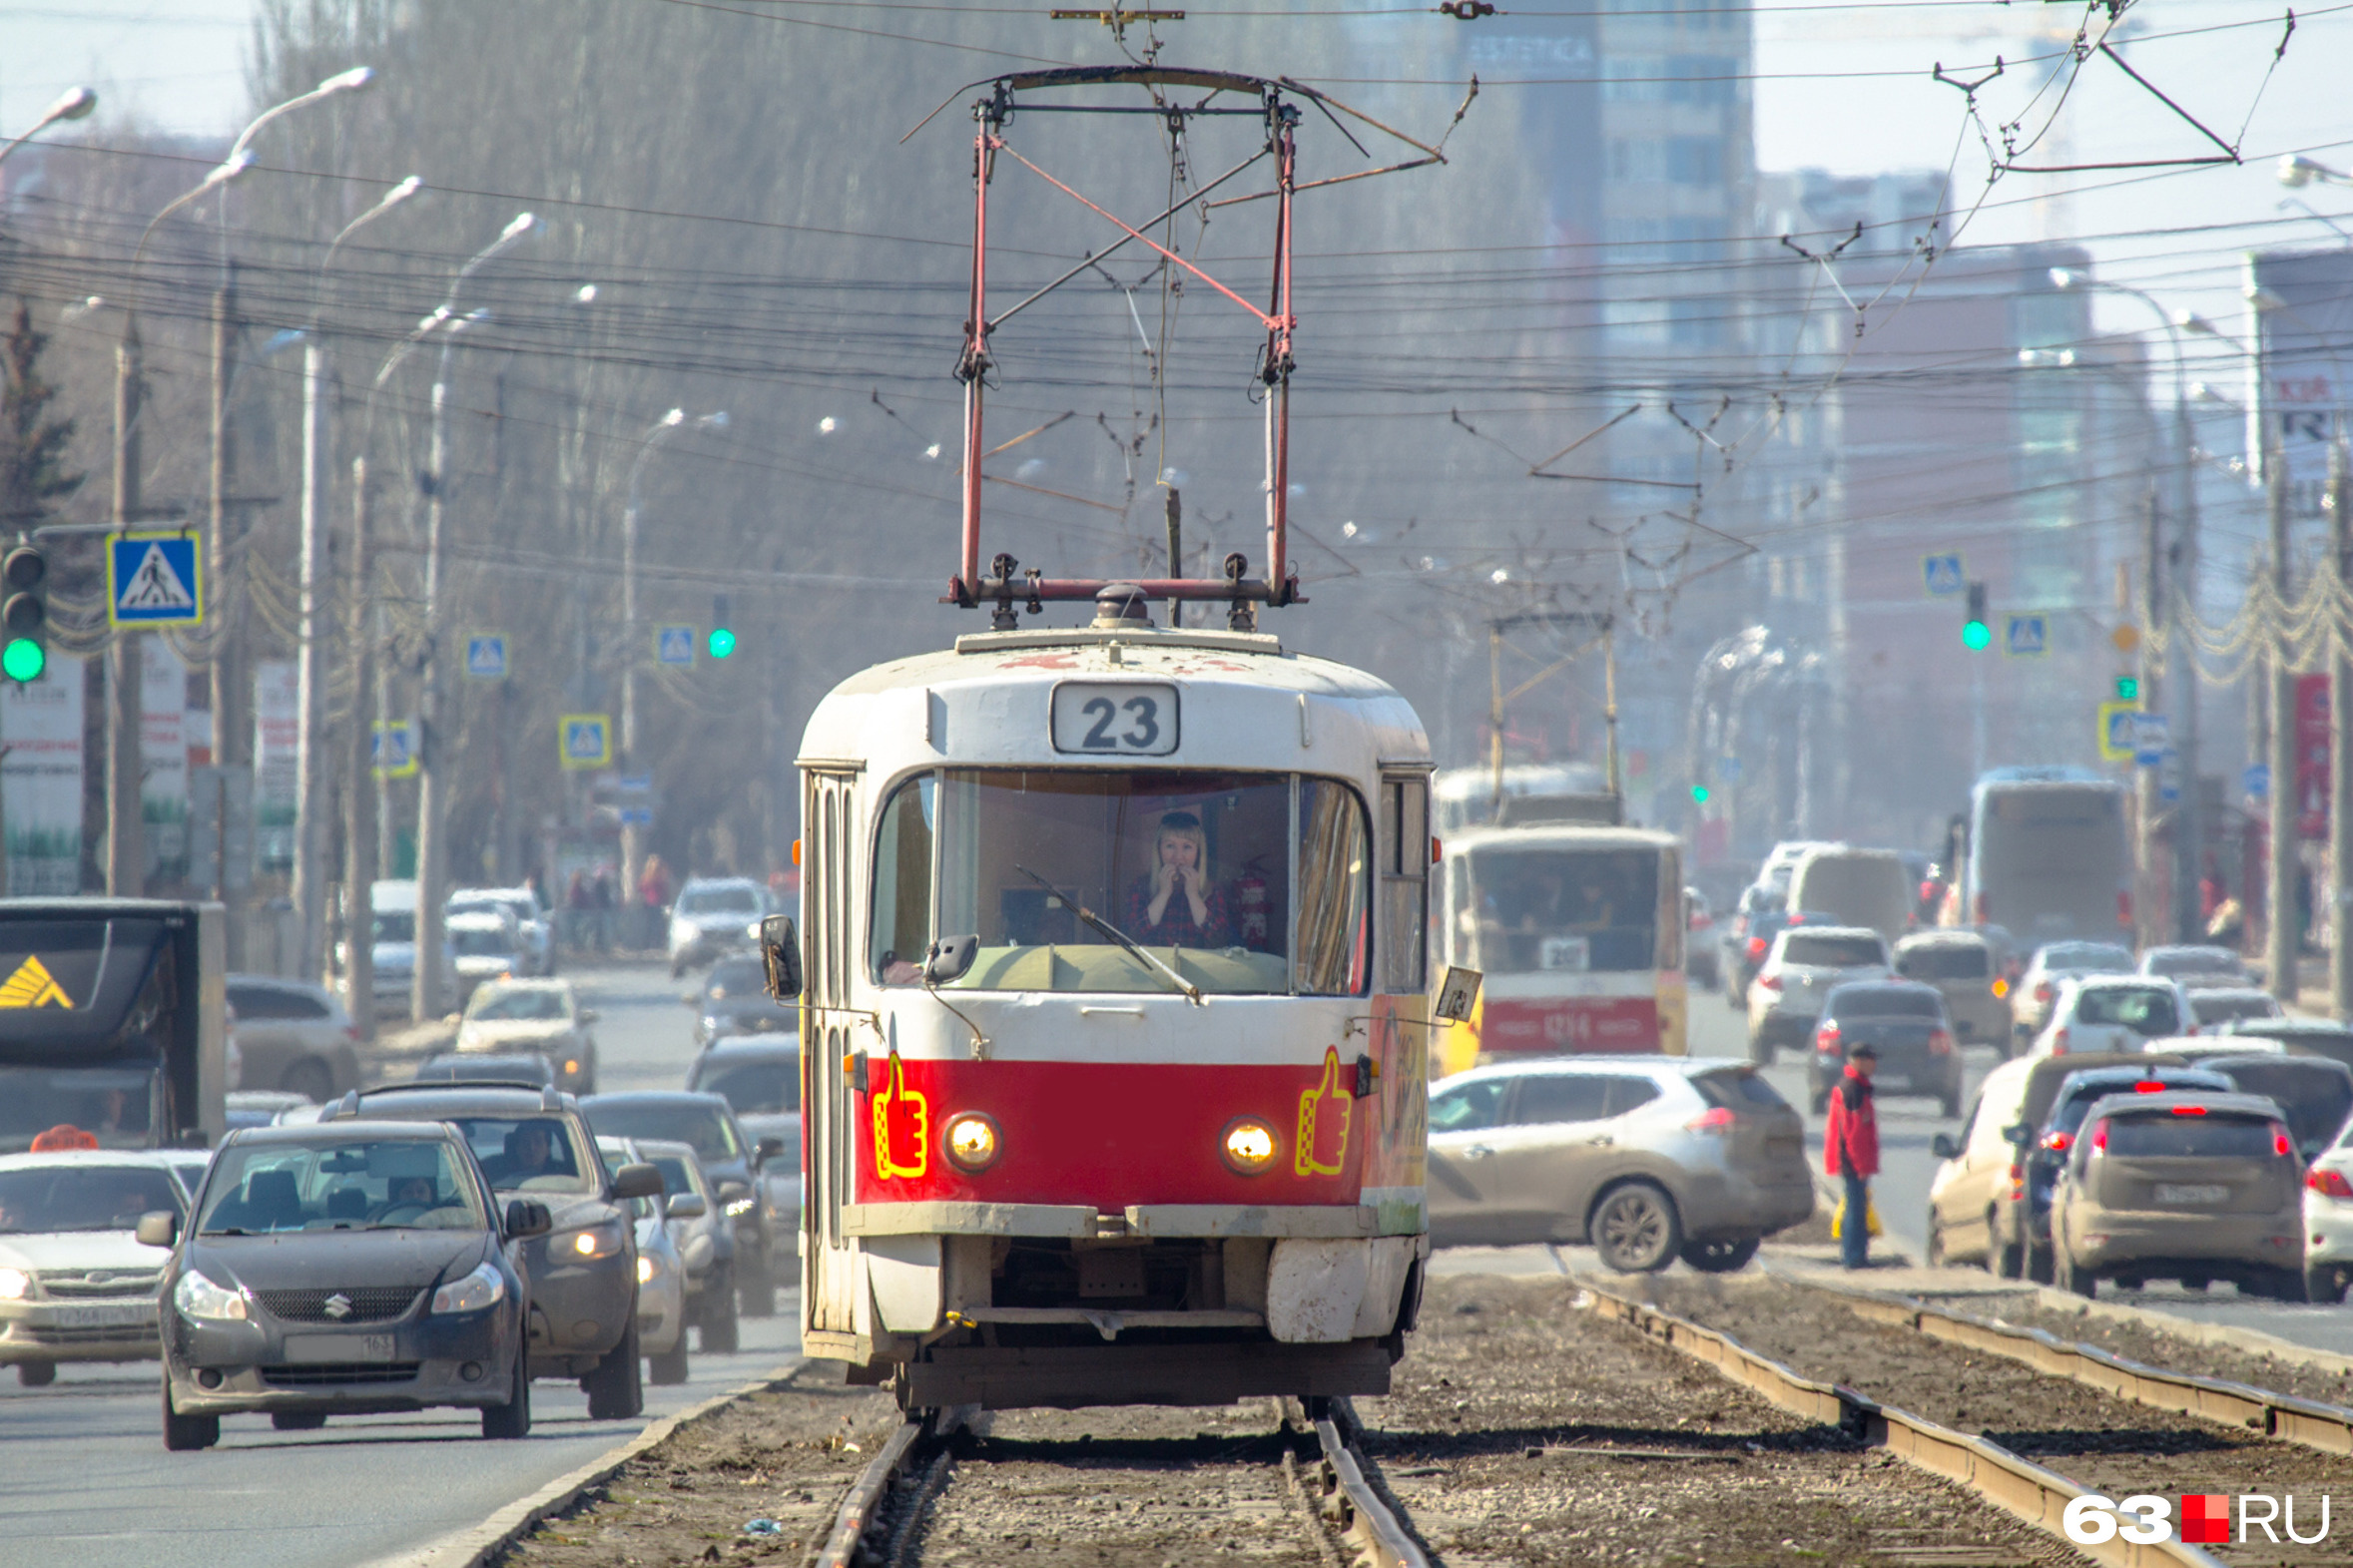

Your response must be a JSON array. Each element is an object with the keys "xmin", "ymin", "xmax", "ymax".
[
  {"xmin": 872, "ymin": 1052, "xmax": 929, "ymax": 1182},
  {"xmin": 1295, "ymin": 1046, "xmax": 1352, "ymax": 1177}
]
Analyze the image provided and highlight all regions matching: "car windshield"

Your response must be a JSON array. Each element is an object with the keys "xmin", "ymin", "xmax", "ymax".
[
  {"xmin": 2075, "ymin": 987, "xmax": 2180, "ymax": 1033},
  {"xmin": 197, "ymin": 1140, "xmax": 485, "ymax": 1234},
  {"xmin": 373, "ymin": 910, "xmax": 416, "ymax": 943},
  {"xmin": 0, "ymin": 1067, "xmax": 158, "ymax": 1152},
  {"xmin": 2146, "ymin": 948, "xmax": 2244, "ymax": 978},
  {"xmin": 583, "ymin": 1102, "xmax": 743, "ymax": 1163},
  {"xmin": 450, "ymin": 929, "xmax": 513, "ymax": 957},
  {"xmin": 1897, "ymin": 945, "xmax": 1987, "ymax": 980},
  {"xmin": 876, "ymin": 769, "xmax": 1370, "ymax": 996},
  {"xmin": 441, "ymin": 1116, "xmax": 598, "ymax": 1194},
  {"xmin": 2040, "ymin": 943, "xmax": 2134, "ymax": 973},
  {"xmin": 2191, "ymin": 993, "xmax": 2278, "ymax": 1024},
  {"xmin": 468, "ymin": 987, "xmax": 570, "ymax": 1022},
  {"xmin": 647, "ymin": 1155, "xmax": 702, "ymax": 1199},
  {"xmin": 2050, "ymin": 1076, "xmax": 2224, "ymax": 1136},
  {"xmin": 1782, "ymin": 934, "xmax": 1885, "ymax": 968},
  {"xmin": 2211, "ymin": 1063, "xmax": 2353, "ymax": 1151},
  {"xmin": 696, "ymin": 1060, "xmax": 800, "ymax": 1115},
  {"xmin": 1463, "ymin": 845, "xmax": 1666, "ymax": 976},
  {"xmin": 703, "ymin": 959, "xmax": 768, "ymax": 1000},
  {"xmin": 1826, "ymin": 987, "xmax": 1942, "ymax": 1020},
  {"xmin": 0, "ymin": 1165, "xmax": 183, "ymax": 1234},
  {"xmin": 2101, "ymin": 1112, "xmax": 2275, "ymax": 1159},
  {"xmin": 681, "ymin": 886, "xmax": 761, "ymax": 915}
]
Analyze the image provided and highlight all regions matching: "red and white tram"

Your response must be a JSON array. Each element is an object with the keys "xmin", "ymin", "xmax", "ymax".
[{"xmin": 757, "ymin": 65, "xmax": 1472, "ymax": 1410}]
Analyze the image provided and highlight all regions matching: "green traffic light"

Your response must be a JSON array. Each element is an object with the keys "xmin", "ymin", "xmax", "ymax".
[
  {"xmin": 708, "ymin": 627, "xmax": 737, "ymax": 660},
  {"xmin": 1962, "ymin": 619, "xmax": 1992, "ymax": 652},
  {"xmin": 1689, "ymin": 784, "xmax": 1709, "ymax": 805},
  {"xmin": 2115, "ymin": 675, "xmax": 2139, "ymax": 701},
  {"xmin": 2, "ymin": 638, "xmax": 44, "ymax": 683}
]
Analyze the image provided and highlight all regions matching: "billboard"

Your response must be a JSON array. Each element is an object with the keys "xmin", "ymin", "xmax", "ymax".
[{"xmin": 2248, "ymin": 248, "xmax": 2353, "ymax": 526}]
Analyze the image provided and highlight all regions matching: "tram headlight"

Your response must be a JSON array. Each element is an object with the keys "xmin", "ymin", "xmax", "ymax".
[
  {"xmin": 943, "ymin": 1112, "xmax": 1002, "ymax": 1173},
  {"xmin": 1221, "ymin": 1117, "xmax": 1278, "ymax": 1176}
]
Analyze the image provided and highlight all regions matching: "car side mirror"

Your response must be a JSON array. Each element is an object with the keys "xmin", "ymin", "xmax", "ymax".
[
  {"xmin": 756, "ymin": 1135, "xmax": 786, "ymax": 1166},
  {"xmin": 611, "ymin": 1163, "xmax": 665, "ymax": 1202},
  {"xmin": 664, "ymin": 1192, "xmax": 707, "ymax": 1220},
  {"xmin": 2002, "ymin": 1123, "xmax": 2030, "ymax": 1145},
  {"xmin": 135, "ymin": 1211, "xmax": 179, "ymax": 1249},
  {"xmin": 578, "ymin": 1007, "xmax": 598, "ymax": 1024},
  {"xmin": 924, "ymin": 934, "xmax": 979, "ymax": 985},
  {"xmin": 504, "ymin": 1198, "xmax": 553, "ymax": 1238},
  {"xmin": 684, "ymin": 992, "xmax": 702, "ymax": 1008},
  {"xmin": 1929, "ymin": 1133, "xmax": 1960, "ymax": 1161},
  {"xmin": 761, "ymin": 915, "xmax": 803, "ymax": 999}
]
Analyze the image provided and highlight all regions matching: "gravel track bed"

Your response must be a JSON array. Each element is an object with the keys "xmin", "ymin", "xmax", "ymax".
[{"xmin": 1636, "ymin": 1273, "xmax": 2353, "ymax": 1566}]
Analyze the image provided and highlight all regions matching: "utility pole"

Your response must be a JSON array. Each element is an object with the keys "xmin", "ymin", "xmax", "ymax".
[
  {"xmin": 342, "ymin": 455, "xmax": 375, "ymax": 1041},
  {"xmin": 412, "ymin": 337, "xmax": 457, "ymax": 1022},
  {"xmin": 291, "ymin": 335, "xmax": 329, "ymax": 980},
  {"xmin": 2267, "ymin": 443, "xmax": 2299, "ymax": 1003},
  {"xmin": 2331, "ymin": 434, "xmax": 2353, "ymax": 1018},
  {"xmin": 2137, "ymin": 489, "xmax": 2162, "ymax": 950},
  {"xmin": 208, "ymin": 272, "xmax": 248, "ymax": 967},
  {"xmin": 2172, "ymin": 391, "xmax": 2203, "ymax": 943},
  {"xmin": 106, "ymin": 320, "xmax": 144, "ymax": 896}
]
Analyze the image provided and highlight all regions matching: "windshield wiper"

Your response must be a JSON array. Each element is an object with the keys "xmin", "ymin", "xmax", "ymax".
[{"xmin": 1014, "ymin": 865, "xmax": 1202, "ymax": 1005}]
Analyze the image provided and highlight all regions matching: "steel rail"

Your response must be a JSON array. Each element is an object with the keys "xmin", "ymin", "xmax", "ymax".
[{"xmin": 1310, "ymin": 1396, "xmax": 1431, "ymax": 1568}]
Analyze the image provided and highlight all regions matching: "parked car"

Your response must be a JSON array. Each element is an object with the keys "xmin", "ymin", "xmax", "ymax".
[
  {"xmin": 2184, "ymin": 987, "xmax": 2284, "ymax": 1034},
  {"xmin": 683, "ymin": 1037, "xmax": 803, "ymax": 1237},
  {"xmin": 2049, "ymin": 1089, "xmax": 2305, "ymax": 1300},
  {"xmin": 2218, "ymin": 1016, "xmax": 2353, "ymax": 1072},
  {"xmin": 2001, "ymin": 1062, "xmax": 2235, "ymax": 1282},
  {"xmin": 1892, "ymin": 930, "xmax": 2008, "ymax": 1051},
  {"xmin": 416, "ymin": 1051, "xmax": 558, "ymax": 1089},
  {"xmin": 1926, "ymin": 1049, "xmax": 2172, "ymax": 1276},
  {"xmin": 632, "ymin": 1138, "xmax": 738, "ymax": 1352},
  {"xmin": 1426, "ymin": 1057, "xmax": 1813, "ymax": 1272},
  {"xmin": 579, "ymin": 1092, "xmax": 787, "ymax": 1316},
  {"xmin": 666, "ymin": 878, "xmax": 769, "ymax": 978},
  {"xmin": 151, "ymin": 1121, "xmax": 544, "ymax": 1447},
  {"xmin": 593, "ymin": 1136, "xmax": 690, "ymax": 1384},
  {"xmin": 223, "ymin": 976, "xmax": 361, "ymax": 1105},
  {"xmin": 0, "ymin": 1151, "xmax": 186, "ymax": 1386},
  {"xmin": 449, "ymin": 885, "xmax": 556, "ymax": 977},
  {"xmin": 2197, "ymin": 1054, "xmax": 2353, "ymax": 1161},
  {"xmin": 1683, "ymin": 888, "xmax": 1719, "ymax": 990},
  {"xmin": 454, "ymin": 979, "xmax": 598, "ymax": 1095},
  {"xmin": 318, "ymin": 1083, "xmax": 661, "ymax": 1418},
  {"xmin": 2140, "ymin": 944, "xmax": 2251, "ymax": 985},
  {"xmin": 685, "ymin": 955, "xmax": 798, "ymax": 1047},
  {"xmin": 2011, "ymin": 941, "xmax": 2137, "ymax": 1043},
  {"xmin": 2028, "ymin": 974, "xmax": 2191, "ymax": 1056},
  {"xmin": 1805, "ymin": 981, "xmax": 1962, "ymax": 1118},
  {"xmin": 1745, "ymin": 925, "xmax": 1891, "ymax": 1063}
]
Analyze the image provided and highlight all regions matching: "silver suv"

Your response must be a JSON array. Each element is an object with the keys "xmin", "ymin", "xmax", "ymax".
[{"xmin": 1427, "ymin": 1057, "xmax": 1814, "ymax": 1273}]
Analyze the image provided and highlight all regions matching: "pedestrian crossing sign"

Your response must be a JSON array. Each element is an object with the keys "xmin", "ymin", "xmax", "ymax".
[
  {"xmin": 560, "ymin": 713, "xmax": 612, "ymax": 772},
  {"xmin": 656, "ymin": 626, "xmax": 695, "ymax": 666},
  {"xmin": 371, "ymin": 719, "xmax": 418, "ymax": 780},
  {"xmin": 108, "ymin": 533, "xmax": 202, "ymax": 625},
  {"xmin": 465, "ymin": 634, "xmax": 508, "ymax": 682},
  {"xmin": 2004, "ymin": 614, "xmax": 2047, "ymax": 657}
]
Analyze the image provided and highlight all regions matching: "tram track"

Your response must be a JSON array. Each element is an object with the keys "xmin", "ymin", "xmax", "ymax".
[{"xmin": 814, "ymin": 1395, "xmax": 1428, "ymax": 1568}]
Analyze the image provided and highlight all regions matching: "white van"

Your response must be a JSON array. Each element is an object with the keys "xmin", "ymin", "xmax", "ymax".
[{"xmin": 1787, "ymin": 846, "xmax": 1912, "ymax": 943}]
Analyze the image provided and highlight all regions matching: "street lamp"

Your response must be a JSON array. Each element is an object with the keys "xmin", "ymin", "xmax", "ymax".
[
  {"xmin": 2279, "ymin": 155, "xmax": 2353, "ymax": 191},
  {"xmin": 619, "ymin": 407, "xmax": 728, "ymax": 921},
  {"xmin": 0, "ymin": 86, "xmax": 96, "ymax": 168}
]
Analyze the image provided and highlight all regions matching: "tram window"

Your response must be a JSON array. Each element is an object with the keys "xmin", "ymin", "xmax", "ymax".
[
  {"xmin": 1379, "ymin": 777, "xmax": 1429, "ymax": 994},
  {"xmin": 1297, "ymin": 780, "xmax": 1371, "ymax": 996},
  {"xmin": 871, "ymin": 775, "xmax": 935, "ymax": 985},
  {"xmin": 1466, "ymin": 845, "xmax": 1661, "ymax": 975},
  {"xmin": 1430, "ymin": 1078, "xmax": 1506, "ymax": 1133}
]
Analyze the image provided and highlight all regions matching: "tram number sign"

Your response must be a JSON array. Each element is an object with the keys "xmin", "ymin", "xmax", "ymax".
[{"xmin": 1050, "ymin": 682, "xmax": 1179, "ymax": 756}]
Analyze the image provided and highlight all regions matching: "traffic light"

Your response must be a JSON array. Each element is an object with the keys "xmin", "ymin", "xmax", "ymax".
[
  {"xmin": 707, "ymin": 594, "xmax": 736, "ymax": 660},
  {"xmin": 1962, "ymin": 582, "xmax": 1991, "ymax": 652},
  {"xmin": 1689, "ymin": 784, "xmax": 1710, "ymax": 805},
  {"xmin": 2115, "ymin": 674, "xmax": 2139, "ymax": 702},
  {"xmin": 1, "ymin": 543, "xmax": 47, "ymax": 684}
]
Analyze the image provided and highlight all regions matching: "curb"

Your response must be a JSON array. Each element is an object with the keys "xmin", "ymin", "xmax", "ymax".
[{"xmin": 362, "ymin": 1358, "xmax": 807, "ymax": 1568}]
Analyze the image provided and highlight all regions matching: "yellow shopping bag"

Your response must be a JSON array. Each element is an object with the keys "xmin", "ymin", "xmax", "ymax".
[{"xmin": 1830, "ymin": 1194, "xmax": 1883, "ymax": 1241}]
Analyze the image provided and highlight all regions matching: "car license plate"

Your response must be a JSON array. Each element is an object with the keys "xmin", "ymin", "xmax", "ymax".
[
  {"xmin": 2155, "ymin": 1183, "xmax": 2230, "ymax": 1206},
  {"xmin": 53, "ymin": 1303, "xmax": 156, "ymax": 1329},
  {"xmin": 283, "ymin": 1332, "xmax": 396, "ymax": 1363}
]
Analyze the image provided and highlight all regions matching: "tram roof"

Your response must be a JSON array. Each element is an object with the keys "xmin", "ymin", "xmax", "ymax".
[
  {"xmin": 1441, "ymin": 822, "xmax": 1681, "ymax": 855},
  {"xmin": 799, "ymin": 624, "xmax": 1430, "ymax": 775}
]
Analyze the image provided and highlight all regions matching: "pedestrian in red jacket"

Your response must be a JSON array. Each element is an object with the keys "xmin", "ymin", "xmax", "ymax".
[{"xmin": 1823, "ymin": 1043, "xmax": 1879, "ymax": 1269}]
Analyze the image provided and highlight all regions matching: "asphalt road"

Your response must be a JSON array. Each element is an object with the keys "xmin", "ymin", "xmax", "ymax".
[{"xmin": 0, "ymin": 960, "xmax": 804, "ymax": 1568}]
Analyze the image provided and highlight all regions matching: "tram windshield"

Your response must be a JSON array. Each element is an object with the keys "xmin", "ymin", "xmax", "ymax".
[
  {"xmin": 871, "ymin": 770, "xmax": 1370, "ymax": 996},
  {"xmin": 1456, "ymin": 844, "xmax": 1671, "ymax": 976}
]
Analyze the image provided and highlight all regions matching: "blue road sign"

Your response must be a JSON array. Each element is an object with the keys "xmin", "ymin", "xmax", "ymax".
[
  {"xmin": 656, "ymin": 626, "xmax": 695, "ymax": 666},
  {"xmin": 2245, "ymin": 763, "xmax": 2271, "ymax": 799},
  {"xmin": 2004, "ymin": 614, "xmax": 2047, "ymax": 657},
  {"xmin": 465, "ymin": 634, "xmax": 507, "ymax": 681},
  {"xmin": 617, "ymin": 806, "xmax": 653, "ymax": 826},
  {"xmin": 1715, "ymin": 757, "xmax": 1742, "ymax": 783},
  {"xmin": 1922, "ymin": 553, "xmax": 1966, "ymax": 598},
  {"xmin": 560, "ymin": 713, "xmax": 612, "ymax": 772},
  {"xmin": 2133, "ymin": 712, "xmax": 2169, "ymax": 767},
  {"xmin": 2158, "ymin": 748, "xmax": 2182, "ymax": 803},
  {"xmin": 108, "ymin": 533, "xmax": 202, "ymax": 625}
]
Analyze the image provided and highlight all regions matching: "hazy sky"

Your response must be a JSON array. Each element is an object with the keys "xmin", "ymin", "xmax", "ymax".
[{"xmin": 3, "ymin": 1, "xmax": 2346, "ymax": 369}]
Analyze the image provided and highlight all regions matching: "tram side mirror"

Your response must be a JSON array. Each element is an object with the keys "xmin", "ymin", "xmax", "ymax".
[
  {"xmin": 925, "ymin": 934, "xmax": 979, "ymax": 986},
  {"xmin": 1434, "ymin": 965, "xmax": 1482, "ymax": 1023},
  {"xmin": 761, "ymin": 915, "xmax": 803, "ymax": 1000}
]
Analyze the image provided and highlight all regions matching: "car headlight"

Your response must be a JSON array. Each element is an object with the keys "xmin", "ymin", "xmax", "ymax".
[
  {"xmin": 561, "ymin": 1222, "xmax": 627, "ymax": 1262},
  {"xmin": 173, "ymin": 1271, "xmax": 248, "ymax": 1321},
  {"xmin": 0, "ymin": 1268, "xmax": 29, "ymax": 1301},
  {"xmin": 725, "ymin": 1196, "xmax": 757, "ymax": 1218},
  {"xmin": 636, "ymin": 1254, "xmax": 659, "ymax": 1285},
  {"xmin": 430, "ymin": 1262, "xmax": 506, "ymax": 1314}
]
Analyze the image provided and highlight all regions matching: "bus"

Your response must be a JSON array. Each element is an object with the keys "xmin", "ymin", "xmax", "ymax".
[
  {"xmin": 1432, "ymin": 764, "xmax": 1617, "ymax": 834},
  {"xmin": 1956, "ymin": 770, "xmax": 2132, "ymax": 946},
  {"xmin": 0, "ymin": 900, "xmax": 228, "ymax": 1152},
  {"xmin": 1432, "ymin": 824, "xmax": 1685, "ymax": 1075}
]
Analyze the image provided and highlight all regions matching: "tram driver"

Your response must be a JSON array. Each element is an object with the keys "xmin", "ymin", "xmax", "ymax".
[{"xmin": 1125, "ymin": 810, "xmax": 1237, "ymax": 949}]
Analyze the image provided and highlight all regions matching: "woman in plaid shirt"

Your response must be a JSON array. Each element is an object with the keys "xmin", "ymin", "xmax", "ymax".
[{"xmin": 1124, "ymin": 810, "xmax": 1237, "ymax": 949}]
